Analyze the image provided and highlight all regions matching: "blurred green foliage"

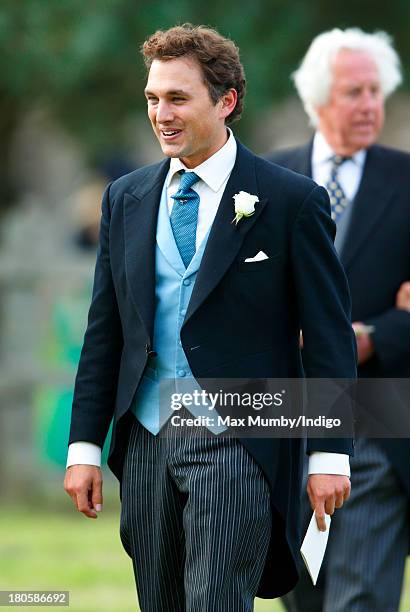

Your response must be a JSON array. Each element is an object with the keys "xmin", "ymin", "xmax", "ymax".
[
  {"xmin": 0, "ymin": 505, "xmax": 286, "ymax": 611},
  {"xmin": 1, "ymin": 1, "xmax": 410, "ymax": 210}
]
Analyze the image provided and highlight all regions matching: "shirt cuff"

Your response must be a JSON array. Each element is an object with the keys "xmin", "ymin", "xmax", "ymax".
[
  {"xmin": 66, "ymin": 442, "xmax": 102, "ymax": 468},
  {"xmin": 308, "ymin": 452, "xmax": 350, "ymax": 477}
]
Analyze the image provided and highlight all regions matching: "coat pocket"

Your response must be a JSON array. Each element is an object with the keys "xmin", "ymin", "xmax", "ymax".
[{"xmin": 237, "ymin": 253, "xmax": 281, "ymax": 272}]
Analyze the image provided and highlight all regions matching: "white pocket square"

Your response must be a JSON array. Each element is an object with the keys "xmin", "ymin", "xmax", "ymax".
[{"xmin": 244, "ymin": 251, "xmax": 269, "ymax": 263}]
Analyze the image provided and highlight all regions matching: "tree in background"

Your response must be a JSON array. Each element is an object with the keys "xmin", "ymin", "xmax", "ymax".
[{"xmin": 1, "ymin": 0, "xmax": 409, "ymax": 215}]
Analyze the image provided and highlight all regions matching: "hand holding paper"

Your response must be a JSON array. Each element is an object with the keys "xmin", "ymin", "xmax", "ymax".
[
  {"xmin": 352, "ymin": 322, "xmax": 375, "ymax": 364},
  {"xmin": 307, "ymin": 474, "xmax": 351, "ymax": 531},
  {"xmin": 302, "ymin": 474, "xmax": 351, "ymax": 584},
  {"xmin": 353, "ymin": 323, "xmax": 375, "ymax": 337}
]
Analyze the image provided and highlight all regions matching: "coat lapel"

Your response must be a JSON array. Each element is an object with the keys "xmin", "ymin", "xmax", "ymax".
[
  {"xmin": 123, "ymin": 159, "xmax": 170, "ymax": 339},
  {"xmin": 289, "ymin": 142, "xmax": 395, "ymax": 273},
  {"xmin": 184, "ymin": 142, "xmax": 267, "ymax": 323},
  {"xmin": 156, "ymin": 185, "xmax": 186, "ymax": 276},
  {"xmin": 340, "ymin": 146, "xmax": 396, "ymax": 270},
  {"xmin": 288, "ymin": 140, "xmax": 313, "ymax": 177}
]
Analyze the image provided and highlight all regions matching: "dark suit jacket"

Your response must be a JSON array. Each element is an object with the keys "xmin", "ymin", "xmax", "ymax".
[
  {"xmin": 268, "ymin": 140, "xmax": 410, "ymax": 498},
  {"xmin": 69, "ymin": 140, "xmax": 356, "ymax": 598}
]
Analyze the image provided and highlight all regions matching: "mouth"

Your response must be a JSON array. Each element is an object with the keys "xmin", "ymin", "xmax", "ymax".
[
  {"xmin": 354, "ymin": 122, "xmax": 374, "ymax": 130},
  {"xmin": 160, "ymin": 129, "xmax": 182, "ymax": 141}
]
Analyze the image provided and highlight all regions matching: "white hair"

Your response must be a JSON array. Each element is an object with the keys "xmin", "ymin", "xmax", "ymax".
[{"xmin": 292, "ymin": 28, "xmax": 402, "ymax": 126}]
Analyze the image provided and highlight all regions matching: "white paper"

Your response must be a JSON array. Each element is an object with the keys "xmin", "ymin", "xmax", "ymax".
[
  {"xmin": 353, "ymin": 324, "xmax": 375, "ymax": 336},
  {"xmin": 244, "ymin": 251, "xmax": 269, "ymax": 262},
  {"xmin": 300, "ymin": 512, "xmax": 331, "ymax": 585}
]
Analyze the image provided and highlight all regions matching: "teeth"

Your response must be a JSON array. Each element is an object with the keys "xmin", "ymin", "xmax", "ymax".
[{"xmin": 163, "ymin": 130, "xmax": 178, "ymax": 136}]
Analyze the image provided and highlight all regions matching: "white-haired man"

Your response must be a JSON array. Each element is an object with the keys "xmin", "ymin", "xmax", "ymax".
[{"xmin": 267, "ymin": 28, "xmax": 410, "ymax": 612}]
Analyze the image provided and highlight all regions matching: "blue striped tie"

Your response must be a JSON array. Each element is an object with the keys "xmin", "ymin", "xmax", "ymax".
[{"xmin": 170, "ymin": 171, "xmax": 200, "ymax": 268}]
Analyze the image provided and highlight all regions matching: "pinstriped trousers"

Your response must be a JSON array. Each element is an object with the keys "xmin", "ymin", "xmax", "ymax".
[
  {"xmin": 322, "ymin": 438, "xmax": 408, "ymax": 612},
  {"xmin": 282, "ymin": 438, "xmax": 408, "ymax": 612},
  {"xmin": 119, "ymin": 415, "xmax": 272, "ymax": 611}
]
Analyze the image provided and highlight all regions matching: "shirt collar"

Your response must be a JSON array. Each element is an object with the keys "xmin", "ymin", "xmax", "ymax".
[
  {"xmin": 167, "ymin": 127, "xmax": 237, "ymax": 192},
  {"xmin": 312, "ymin": 131, "xmax": 366, "ymax": 169}
]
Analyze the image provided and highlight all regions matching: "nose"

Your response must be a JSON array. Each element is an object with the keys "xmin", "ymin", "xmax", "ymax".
[
  {"xmin": 359, "ymin": 88, "xmax": 378, "ymax": 113},
  {"xmin": 155, "ymin": 100, "xmax": 174, "ymax": 124}
]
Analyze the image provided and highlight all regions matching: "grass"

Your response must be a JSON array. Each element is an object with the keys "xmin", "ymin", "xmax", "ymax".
[{"xmin": 0, "ymin": 500, "xmax": 409, "ymax": 611}]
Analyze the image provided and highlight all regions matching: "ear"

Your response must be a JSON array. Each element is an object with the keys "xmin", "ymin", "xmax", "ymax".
[{"xmin": 219, "ymin": 89, "xmax": 238, "ymax": 120}]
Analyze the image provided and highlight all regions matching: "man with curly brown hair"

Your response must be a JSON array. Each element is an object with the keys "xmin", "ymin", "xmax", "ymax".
[{"xmin": 65, "ymin": 25, "xmax": 356, "ymax": 611}]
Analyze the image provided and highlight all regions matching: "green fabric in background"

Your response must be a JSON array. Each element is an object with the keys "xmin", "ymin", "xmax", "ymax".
[{"xmin": 34, "ymin": 387, "xmax": 112, "ymax": 468}]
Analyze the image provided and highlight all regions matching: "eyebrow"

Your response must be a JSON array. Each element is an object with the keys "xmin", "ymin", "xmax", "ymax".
[{"xmin": 144, "ymin": 89, "xmax": 189, "ymax": 97}]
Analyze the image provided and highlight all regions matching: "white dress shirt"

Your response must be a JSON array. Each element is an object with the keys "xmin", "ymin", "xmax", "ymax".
[
  {"xmin": 166, "ymin": 127, "xmax": 237, "ymax": 248},
  {"xmin": 312, "ymin": 131, "xmax": 366, "ymax": 201},
  {"xmin": 67, "ymin": 129, "xmax": 350, "ymax": 478}
]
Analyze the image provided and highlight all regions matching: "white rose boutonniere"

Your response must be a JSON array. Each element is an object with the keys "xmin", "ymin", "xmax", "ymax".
[{"xmin": 232, "ymin": 191, "xmax": 260, "ymax": 225}]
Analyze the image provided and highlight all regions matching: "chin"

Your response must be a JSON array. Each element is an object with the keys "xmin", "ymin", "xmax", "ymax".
[
  {"xmin": 160, "ymin": 144, "xmax": 182, "ymax": 158},
  {"xmin": 357, "ymin": 136, "xmax": 377, "ymax": 150},
  {"xmin": 355, "ymin": 129, "xmax": 379, "ymax": 147}
]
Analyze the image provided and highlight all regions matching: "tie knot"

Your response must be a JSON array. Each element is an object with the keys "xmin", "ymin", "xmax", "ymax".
[
  {"xmin": 178, "ymin": 171, "xmax": 200, "ymax": 192},
  {"xmin": 331, "ymin": 154, "xmax": 351, "ymax": 168}
]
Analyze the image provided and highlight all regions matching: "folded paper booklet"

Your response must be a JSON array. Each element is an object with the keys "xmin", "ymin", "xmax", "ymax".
[
  {"xmin": 300, "ymin": 512, "xmax": 331, "ymax": 585},
  {"xmin": 353, "ymin": 324, "xmax": 375, "ymax": 336}
]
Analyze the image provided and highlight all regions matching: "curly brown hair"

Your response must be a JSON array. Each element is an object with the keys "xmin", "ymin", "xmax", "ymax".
[{"xmin": 141, "ymin": 24, "xmax": 246, "ymax": 124}]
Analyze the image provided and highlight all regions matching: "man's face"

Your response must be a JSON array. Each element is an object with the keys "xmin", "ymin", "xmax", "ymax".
[
  {"xmin": 145, "ymin": 57, "xmax": 233, "ymax": 168},
  {"xmin": 317, "ymin": 49, "xmax": 385, "ymax": 155}
]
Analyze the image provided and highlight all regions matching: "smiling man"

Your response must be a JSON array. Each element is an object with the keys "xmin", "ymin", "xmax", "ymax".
[
  {"xmin": 144, "ymin": 56, "xmax": 235, "ymax": 167},
  {"xmin": 64, "ymin": 25, "xmax": 357, "ymax": 611},
  {"xmin": 267, "ymin": 28, "xmax": 410, "ymax": 612}
]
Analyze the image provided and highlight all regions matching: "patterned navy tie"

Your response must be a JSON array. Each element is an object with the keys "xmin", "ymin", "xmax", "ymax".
[
  {"xmin": 326, "ymin": 155, "xmax": 350, "ymax": 222},
  {"xmin": 170, "ymin": 171, "xmax": 200, "ymax": 268}
]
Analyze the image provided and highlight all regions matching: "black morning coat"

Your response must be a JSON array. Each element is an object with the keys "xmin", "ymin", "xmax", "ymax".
[
  {"xmin": 69, "ymin": 140, "xmax": 357, "ymax": 598},
  {"xmin": 268, "ymin": 140, "xmax": 410, "ymax": 502}
]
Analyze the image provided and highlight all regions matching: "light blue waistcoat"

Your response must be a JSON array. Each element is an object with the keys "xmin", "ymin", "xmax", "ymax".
[{"xmin": 130, "ymin": 181, "xmax": 222, "ymax": 434}]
